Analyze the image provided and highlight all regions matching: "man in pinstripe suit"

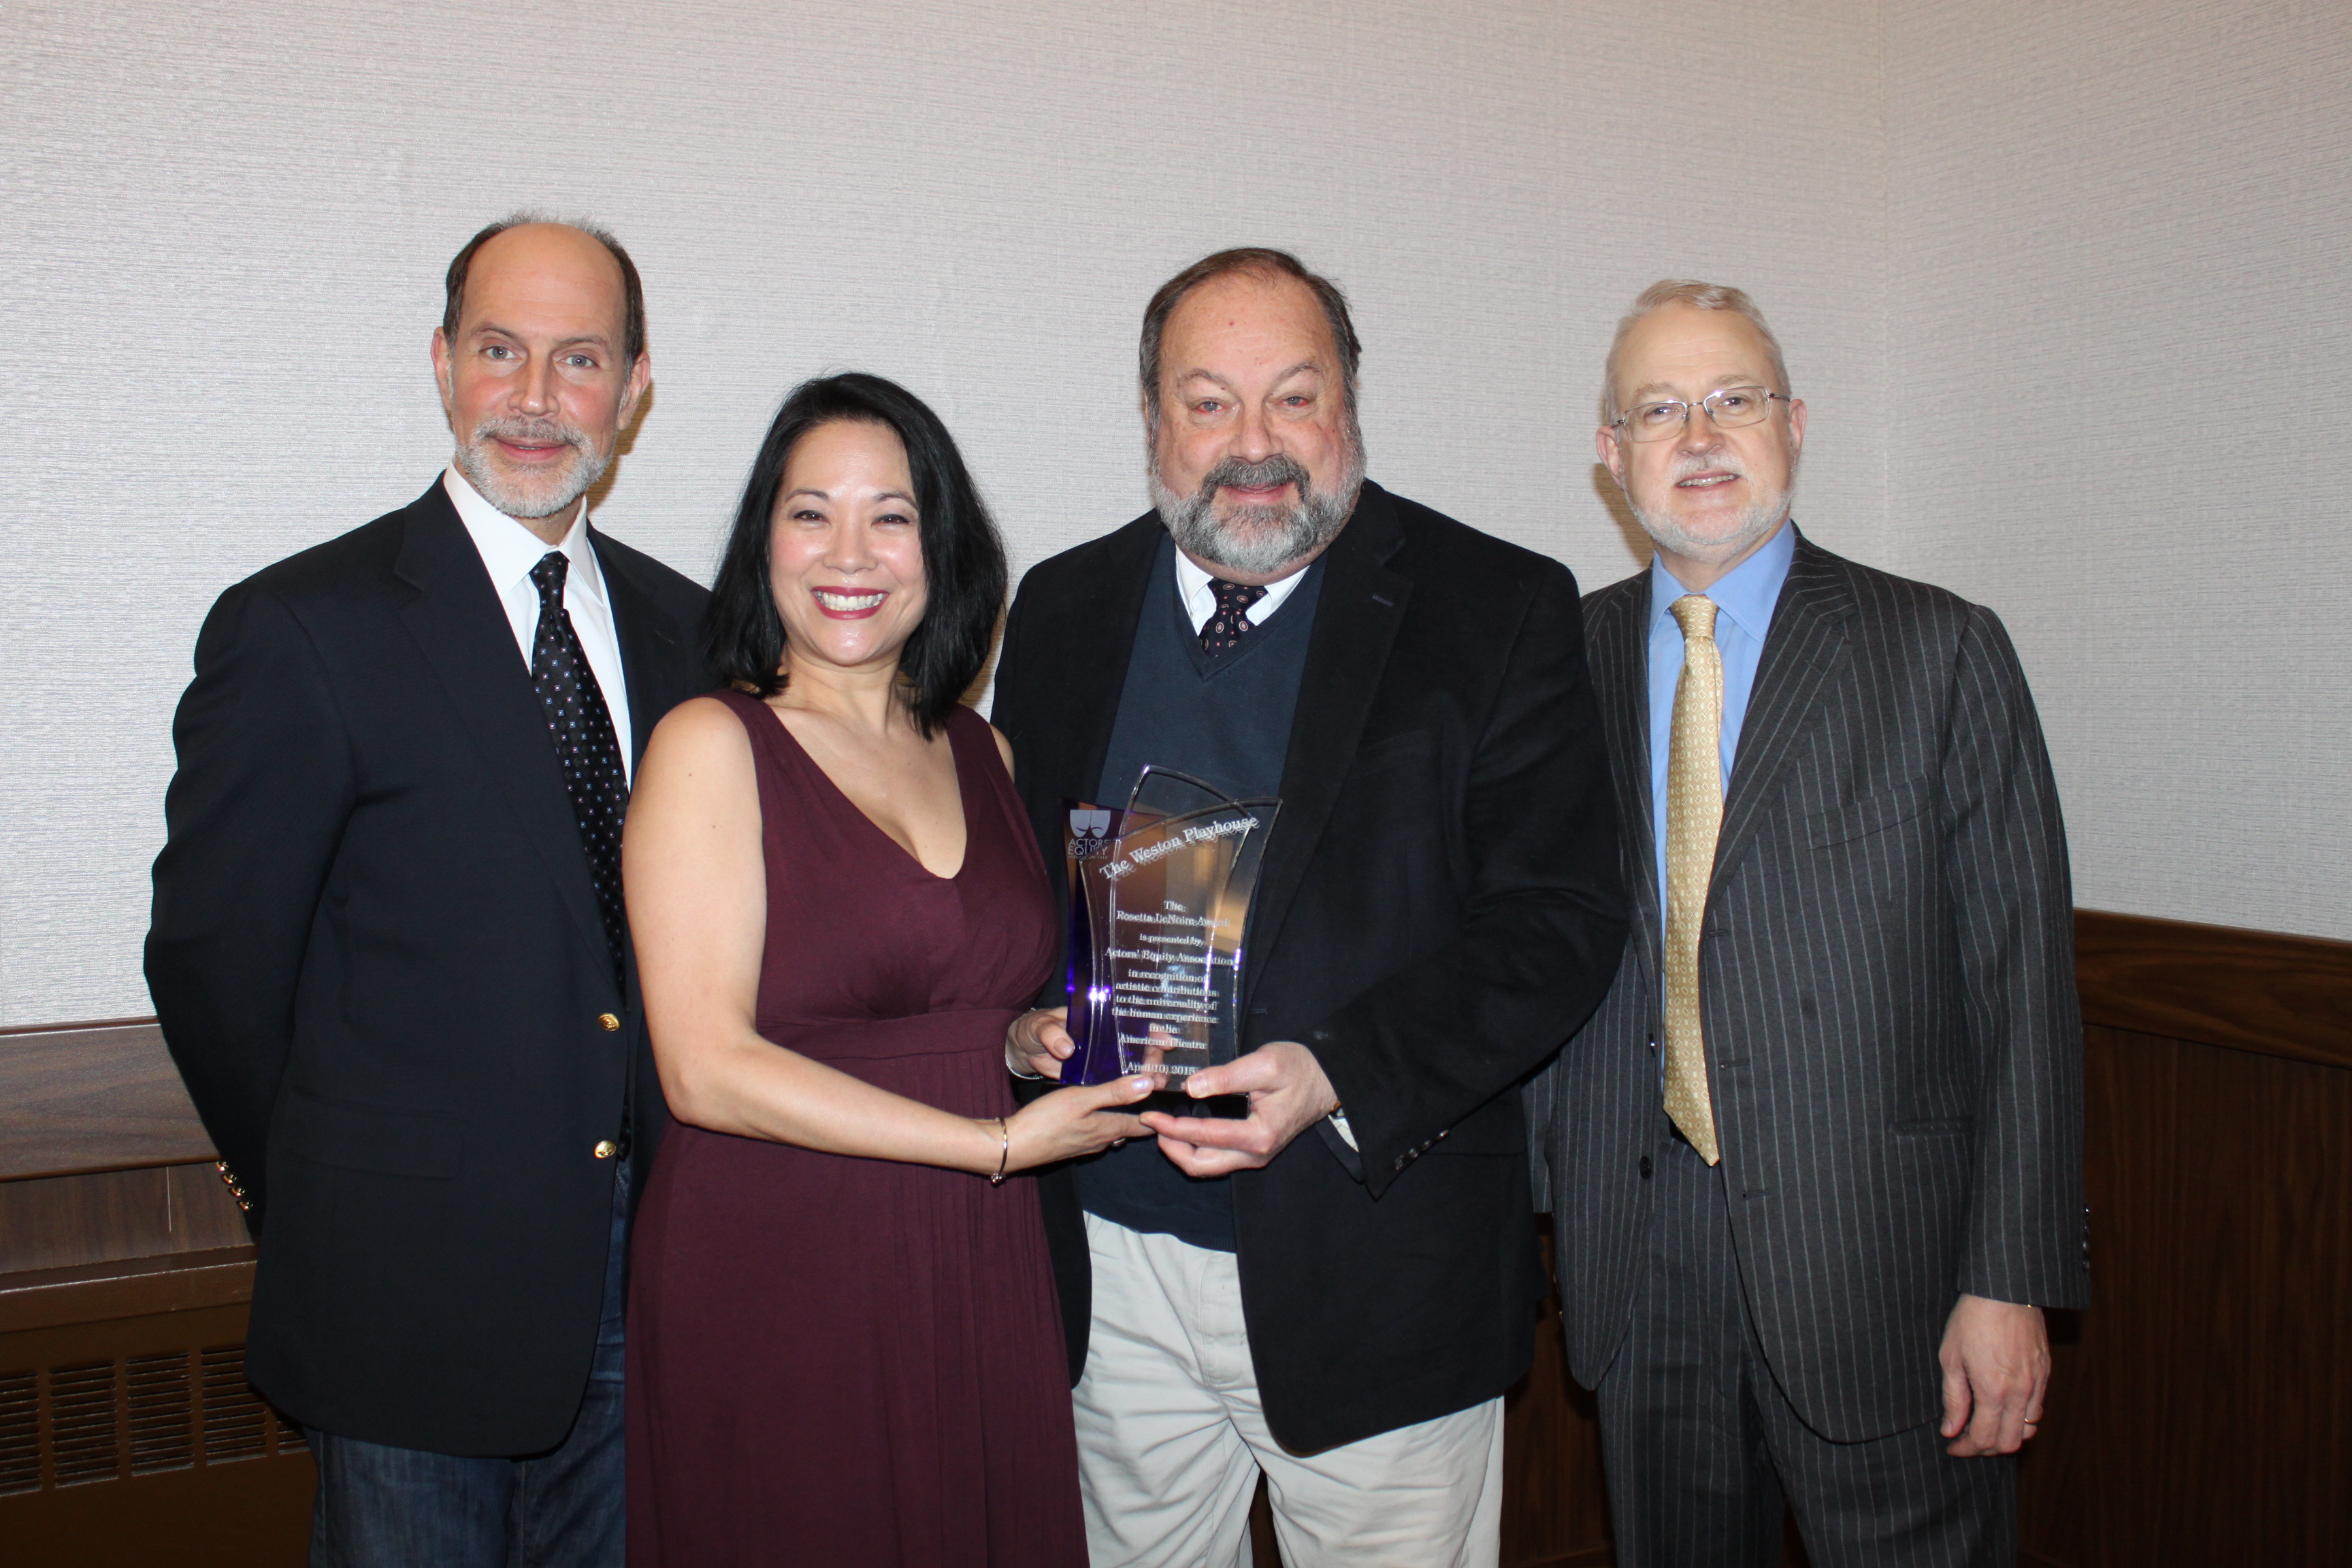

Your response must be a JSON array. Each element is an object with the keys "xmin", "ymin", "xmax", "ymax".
[{"xmin": 1528, "ymin": 281, "xmax": 2089, "ymax": 1566}]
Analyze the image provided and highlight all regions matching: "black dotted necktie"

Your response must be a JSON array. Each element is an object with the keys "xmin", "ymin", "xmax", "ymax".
[
  {"xmin": 1200, "ymin": 578, "xmax": 1269, "ymax": 655},
  {"xmin": 529, "ymin": 552, "xmax": 630, "ymax": 985}
]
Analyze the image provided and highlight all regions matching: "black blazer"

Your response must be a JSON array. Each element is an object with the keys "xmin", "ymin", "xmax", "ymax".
[
  {"xmin": 1526, "ymin": 530, "xmax": 2091, "ymax": 1443},
  {"xmin": 146, "ymin": 480, "xmax": 711, "ymax": 1455},
  {"xmin": 992, "ymin": 480, "xmax": 1625, "ymax": 1454}
]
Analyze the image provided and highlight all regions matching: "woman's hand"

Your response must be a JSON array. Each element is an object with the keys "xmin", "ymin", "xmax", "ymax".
[
  {"xmin": 997, "ymin": 1075, "xmax": 1156, "ymax": 1173},
  {"xmin": 1004, "ymin": 1007, "xmax": 1076, "ymax": 1080}
]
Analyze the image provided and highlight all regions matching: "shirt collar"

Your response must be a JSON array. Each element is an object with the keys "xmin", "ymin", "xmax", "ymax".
[
  {"xmin": 1646, "ymin": 518, "xmax": 1798, "ymax": 644},
  {"xmin": 441, "ymin": 466, "xmax": 608, "ymax": 609},
  {"xmin": 1170, "ymin": 542, "xmax": 1308, "ymax": 617}
]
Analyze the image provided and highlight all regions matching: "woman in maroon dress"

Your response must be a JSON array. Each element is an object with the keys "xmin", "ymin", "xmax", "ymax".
[{"xmin": 621, "ymin": 374, "xmax": 1152, "ymax": 1565}]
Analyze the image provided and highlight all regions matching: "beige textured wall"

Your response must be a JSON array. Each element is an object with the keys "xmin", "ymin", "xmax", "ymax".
[
  {"xmin": 0, "ymin": 0, "xmax": 2338, "ymax": 1026},
  {"xmin": 0, "ymin": 0, "xmax": 1892, "ymax": 1025},
  {"xmin": 1881, "ymin": 0, "xmax": 2352, "ymax": 940}
]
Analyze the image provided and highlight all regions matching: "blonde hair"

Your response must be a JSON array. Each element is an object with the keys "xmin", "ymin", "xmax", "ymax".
[{"xmin": 1601, "ymin": 280, "xmax": 1791, "ymax": 425}]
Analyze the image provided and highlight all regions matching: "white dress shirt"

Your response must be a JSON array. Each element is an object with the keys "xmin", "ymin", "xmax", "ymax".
[
  {"xmin": 1171, "ymin": 547, "xmax": 1311, "ymax": 634},
  {"xmin": 442, "ymin": 467, "xmax": 635, "ymax": 781}
]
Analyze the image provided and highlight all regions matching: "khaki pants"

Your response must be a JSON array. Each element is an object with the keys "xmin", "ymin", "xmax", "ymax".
[{"xmin": 1073, "ymin": 1213, "xmax": 1505, "ymax": 1568}]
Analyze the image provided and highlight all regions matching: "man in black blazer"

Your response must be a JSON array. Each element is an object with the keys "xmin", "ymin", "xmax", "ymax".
[
  {"xmin": 146, "ymin": 218, "xmax": 709, "ymax": 1566},
  {"xmin": 993, "ymin": 248, "xmax": 1623, "ymax": 1565},
  {"xmin": 1527, "ymin": 281, "xmax": 2089, "ymax": 1566}
]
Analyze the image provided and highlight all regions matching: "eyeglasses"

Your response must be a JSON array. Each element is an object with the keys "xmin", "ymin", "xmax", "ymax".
[{"xmin": 1612, "ymin": 387, "xmax": 1790, "ymax": 442}]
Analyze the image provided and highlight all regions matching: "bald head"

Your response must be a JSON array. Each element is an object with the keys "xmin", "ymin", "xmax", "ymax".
[{"xmin": 442, "ymin": 216, "xmax": 645, "ymax": 370}]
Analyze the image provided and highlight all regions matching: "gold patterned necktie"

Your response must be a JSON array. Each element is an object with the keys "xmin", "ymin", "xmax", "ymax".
[{"xmin": 1663, "ymin": 593, "xmax": 1724, "ymax": 1165}]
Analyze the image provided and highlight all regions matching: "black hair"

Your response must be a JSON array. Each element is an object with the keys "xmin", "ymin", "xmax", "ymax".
[
  {"xmin": 442, "ymin": 213, "xmax": 647, "ymax": 368},
  {"xmin": 703, "ymin": 373, "xmax": 1006, "ymax": 738},
  {"xmin": 1139, "ymin": 246, "xmax": 1361, "ymax": 422}
]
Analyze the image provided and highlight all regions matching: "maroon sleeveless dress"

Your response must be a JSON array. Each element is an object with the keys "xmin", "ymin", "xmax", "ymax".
[{"xmin": 625, "ymin": 691, "xmax": 1084, "ymax": 1567}]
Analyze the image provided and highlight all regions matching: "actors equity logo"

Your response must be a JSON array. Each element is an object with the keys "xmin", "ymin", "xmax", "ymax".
[{"xmin": 1068, "ymin": 808, "xmax": 1113, "ymax": 859}]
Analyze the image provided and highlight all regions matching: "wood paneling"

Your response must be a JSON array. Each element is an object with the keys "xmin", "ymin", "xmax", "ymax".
[
  {"xmin": 2008, "ymin": 912, "xmax": 2352, "ymax": 1567},
  {"xmin": 0, "ymin": 1018, "xmax": 248, "ymax": 1281},
  {"xmin": 2014, "ymin": 1026, "xmax": 2352, "ymax": 1567},
  {"xmin": 0, "ymin": 1022, "xmax": 217, "ymax": 1181},
  {"xmin": 0, "ymin": 1164, "xmax": 250, "ymax": 1275},
  {"xmin": 2074, "ymin": 910, "xmax": 2352, "ymax": 1070}
]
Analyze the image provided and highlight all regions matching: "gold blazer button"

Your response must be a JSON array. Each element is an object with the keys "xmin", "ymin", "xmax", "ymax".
[
  {"xmin": 598, "ymin": 1013, "xmax": 621, "ymax": 1032},
  {"xmin": 593, "ymin": 1140, "xmax": 619, "ymax": 1159}
]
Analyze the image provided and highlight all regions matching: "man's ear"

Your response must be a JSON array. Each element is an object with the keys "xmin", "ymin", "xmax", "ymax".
[
  {"xmin": 429, "ymin": 327, "xmax": 454, "ymax": 415},
  {"xmin": 1784, "ymin": 397, "xmax": 1807, "ymax": 459},
  {"xmin": 1597, "ymin": 423, "xmax": 1627, "ymax": 489},
  {"xmin": 620, "ymin": 351, "xmax": 652, "ymax": 425}
]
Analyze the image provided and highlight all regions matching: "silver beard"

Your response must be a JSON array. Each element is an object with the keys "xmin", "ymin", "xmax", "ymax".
[
  {"xmin": 1147, "ymin": 427, "xmax": 1367, "ymax": 577},
  {"xmin": 451, "ymin": 416, "xmax": 614, "ymax": 521},
  {"xmin": 1629, "ymin": 459, "xmax": 1796, "ymax": 567}
]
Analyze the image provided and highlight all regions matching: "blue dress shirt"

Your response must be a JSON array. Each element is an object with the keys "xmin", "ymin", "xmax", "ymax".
[{"xmin": 1646, "ymin": 521, "xmax": 1798, "ymax": 919}]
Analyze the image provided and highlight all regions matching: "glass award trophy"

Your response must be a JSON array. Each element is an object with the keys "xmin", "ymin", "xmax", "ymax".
[{"xmin": 1061, "ymin": 769, "xmax": 1278, "ymax": 1119}]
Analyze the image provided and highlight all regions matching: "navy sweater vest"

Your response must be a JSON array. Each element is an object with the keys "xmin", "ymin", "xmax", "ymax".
[{"xmin": 1075, "ymin": 536, "xmax": 1323, "ymax": 1251}]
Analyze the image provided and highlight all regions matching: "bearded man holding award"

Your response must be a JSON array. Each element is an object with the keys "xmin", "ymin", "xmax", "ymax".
[{"xmin": 992, "ymin": 248, "xmax": 1626, "ymax": 1567}]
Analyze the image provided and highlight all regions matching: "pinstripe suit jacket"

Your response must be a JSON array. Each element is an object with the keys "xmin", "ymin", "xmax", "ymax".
[{"xmin": 1527, "ymin": 529, "xmax": 2089, "ymax": 1443}]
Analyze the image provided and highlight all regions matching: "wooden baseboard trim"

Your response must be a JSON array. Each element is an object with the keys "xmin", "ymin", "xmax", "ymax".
[
  {"xmin": 0, "ymin": 1245, "xmax": 256, "ymax": 1334},
  {"xmin": 0, "ymin": 1014, "xmax": 160, "ymax": 1037},
  {"xmin": 2074, "ymin": 909, "xmax": 2351, "ymax": 1069}
]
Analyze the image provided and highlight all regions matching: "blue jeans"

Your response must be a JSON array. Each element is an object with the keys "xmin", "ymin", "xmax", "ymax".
[{"xmin": 306, "ymin": 1165, "xmax": 631, "ymax": 1568}]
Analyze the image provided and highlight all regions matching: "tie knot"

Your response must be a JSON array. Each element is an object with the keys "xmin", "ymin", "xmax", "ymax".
[
  {"xmin": 530, "ymin": 551, "xmax": 570, "ymax": 605},
  {"xmin": 1670, "ymin": 593, "xmax": 1719, "ymax": 643},
  {"xmin": 1209, "ymin": 578, "xmax": 1269, "ymax": 617}
]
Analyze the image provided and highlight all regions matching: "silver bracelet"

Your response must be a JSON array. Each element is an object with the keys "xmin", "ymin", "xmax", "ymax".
[{"xmin": 988, "ymin": 1115, "xmax": 1010, "ymax": 1186}]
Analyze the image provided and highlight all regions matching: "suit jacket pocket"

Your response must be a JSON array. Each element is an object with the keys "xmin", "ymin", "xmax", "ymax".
[
  {"xmin": 1808, "ymin": 779, "xmax": 1929, "ymax": 850},
  {"xmin": 280, "ymin": 1089, "xmax": 465, "ymax": 1178},
  {"xmin": 1893, "ymin": 1115, "xmax": 1973, "ymax": 1138}
]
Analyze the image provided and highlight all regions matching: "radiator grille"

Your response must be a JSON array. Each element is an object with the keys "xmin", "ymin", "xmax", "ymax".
[
  {"xmin": 48, "ymin": 1360, "xmax": 120, "ymax": 1486},
  {"xmin": 0, "ymin": 1370, "xmax": 37, "ymax": 1496},
  {"xmin": 199, "ymin": 1345, "xmax": 268, "ymax": 1463},
  {"xmin": 0, "ymin": 1342, "xmax": 305, "ymax": 1494},
  {"xmin": 127, "ymin": 1351, "xmax": 194, "ymax": 1474}
]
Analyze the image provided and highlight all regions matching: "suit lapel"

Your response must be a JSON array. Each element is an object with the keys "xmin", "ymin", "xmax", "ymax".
[
  {"xmin": 1243, "ymin": 484, "xmax": 1412, "ymax": 1002},
  {"xmin": 1591, "ymin": 574, "xmax": 1661, "ymax": 984},
  {"xmin": 1051, "ymin": 515, "xmax": 1164, "ymax": 804},
  {"xmin": 393, "ymin": 485, "xmax": 617, "ymax": 990},
  {"xmin": 1710, "ymin": 532, "xmax": 1856, "ymax": 896},
  {"xmin": 590, "ymin": 528, "xmax": 688, "ymax": 769}
]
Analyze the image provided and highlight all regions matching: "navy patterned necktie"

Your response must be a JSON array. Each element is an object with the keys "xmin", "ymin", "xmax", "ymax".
[
  {"xmin": 1200, "ymin": 577, "xmax": 1269, "ymax": 655},
  {"xmin": 529, "ymin": 551, "xmax": 630, "ymax": 985}
]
